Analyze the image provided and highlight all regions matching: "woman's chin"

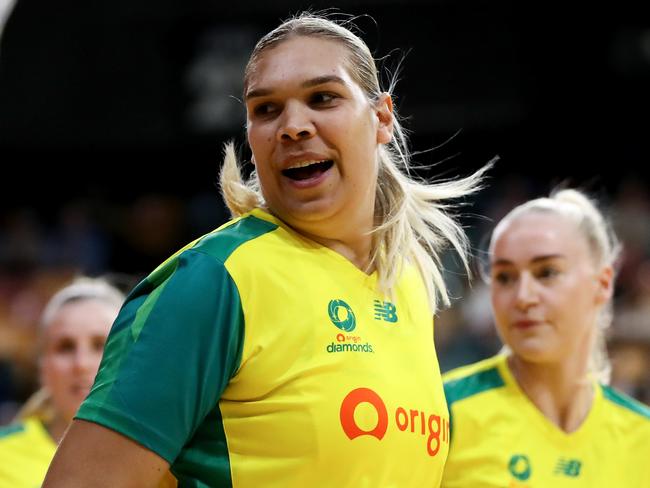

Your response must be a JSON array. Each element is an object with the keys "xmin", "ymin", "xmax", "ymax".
[{"xmin": 509, "ymin": 339, "xmax": 557, "ymax": 364}]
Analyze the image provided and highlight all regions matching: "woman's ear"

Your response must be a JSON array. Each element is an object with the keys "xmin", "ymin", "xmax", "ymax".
[
  {"xmin": 595, "ymin": 265, "xmax": 614, "ymax": 305},
  {"xmin": 375, "ymin": 93, "xmax": 394, "ymax": 145}
]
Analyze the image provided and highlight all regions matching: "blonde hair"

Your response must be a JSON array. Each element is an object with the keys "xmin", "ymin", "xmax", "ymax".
[
  {"xmin": 16, "ymin": 276, "xmax": 125, "ymax": 422},
  {"xmin": 220, "ymin": 12, "xmax": 491, "ymax": 313},
  {"xmin": 491, "ymin": 188, "xmax": 621, "ymax": 383}
]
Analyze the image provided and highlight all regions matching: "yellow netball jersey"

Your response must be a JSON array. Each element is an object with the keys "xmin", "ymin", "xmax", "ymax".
[
  {"xmin": 441, "ymin": 354, "xmax": 650, "ymax": 487},
  {"xmin": 0, "ymin": 416, "xmax": 56, "ymax": 488},
  {"xmin": 78, "ymin": 208, "xmax": 450, "ymax": 487}
]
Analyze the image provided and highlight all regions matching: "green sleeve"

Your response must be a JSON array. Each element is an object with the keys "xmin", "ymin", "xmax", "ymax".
[{"xmin": 76, "ymin": 249, "xmax": 244, "ymax": 463}]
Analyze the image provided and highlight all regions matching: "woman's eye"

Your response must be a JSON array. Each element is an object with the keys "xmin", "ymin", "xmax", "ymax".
[
  {"xmin": 537, "ymin": 266, "xmax": 559, "ymax": 279},
  {"xmin": 493, "ymin": 271, "xmax": 514, "ymax": 285},
  {"xmin": 53, "ymin": 339, "xmax": 76, "ymax": 354},
  {"xmin": 252, "ymin": 103, "xmax": 277, "ymax": 117},
  {"xmin": 92, "ymin": 336, "xmax": 107, "ymax": 352},
  {"xmin": 311, "ymin": 92, "xmax": 337, "ymax": 105}
]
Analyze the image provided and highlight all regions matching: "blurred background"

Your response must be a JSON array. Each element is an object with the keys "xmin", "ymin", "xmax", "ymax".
[{"xmin": 0, "ymin": 0, "xmax": 648, "ymax": 422}]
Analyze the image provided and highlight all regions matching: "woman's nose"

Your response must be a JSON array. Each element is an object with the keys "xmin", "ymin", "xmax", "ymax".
[
  {"xmin": 277, "ymin": 101, "xmax": 315, "ymax": 142},
  {"xmin": 515, "ymin": 272, "xmax": 539, "ymax": 310}
]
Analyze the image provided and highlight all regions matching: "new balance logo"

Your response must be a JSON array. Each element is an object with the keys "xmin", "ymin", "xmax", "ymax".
[
  {"xmin": 374, "ymin": 300, "xmax": 398, "ymax": 323},
  {"xmin": 554, "ymin": 458, "xmax": 581, "ymax": 477}
]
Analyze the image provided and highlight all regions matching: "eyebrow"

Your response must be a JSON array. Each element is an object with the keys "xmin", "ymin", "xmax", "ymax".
[
  {"xmin": 245, "ymin": 75, "xmax": 346, "ymax": 100},
  {"xmin": 492, "ymin": 254, "xmax": 566, "ymax": 266}
]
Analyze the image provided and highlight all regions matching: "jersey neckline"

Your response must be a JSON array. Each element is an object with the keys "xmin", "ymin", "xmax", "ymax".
[
  {"xmin": 496, "ymin": 354, "xmax": 603, "ymax": 446},
  {"xmin": 249, "ymin": 207, "xmax": 380, "ymax": 285}
]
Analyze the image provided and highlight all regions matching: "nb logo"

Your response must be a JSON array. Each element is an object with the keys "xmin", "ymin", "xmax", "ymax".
[
  {"xmin": 554, "ymin": 458, "xmax": 581, "ymax": 477},
  {"xmin": 373, "ymin": 300, "xmax": 398, "ymax": 323}
]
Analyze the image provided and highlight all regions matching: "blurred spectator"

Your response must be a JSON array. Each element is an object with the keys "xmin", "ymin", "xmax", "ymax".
[
  {"xmin": 109, "ymin": 194, "xmax": 187, "ymax": 275},
  {"xmin": 0, "ymin": 208, "xmax": 43, "ymax": 274},
  {"xmin": 610, "ymin": 176, "xmax": 650, "ymax": 301},
  {"xmin": 43, "ymin": 201, "xmax": 110, "ymax": 275}
]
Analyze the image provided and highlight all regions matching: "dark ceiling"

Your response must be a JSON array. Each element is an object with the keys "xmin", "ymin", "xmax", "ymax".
[{"xmin": 1, "ymin": 0, "xmax": 649, "ymax": 209}]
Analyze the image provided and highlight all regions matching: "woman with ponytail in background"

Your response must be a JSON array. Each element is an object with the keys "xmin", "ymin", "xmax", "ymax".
[
  {"xmin": 0, "ymin": 277, "xmax": 124, "ymax": 487},
  {"xmin": 442, "ymin": 188, "xmax": 650, "ymax": 487}
]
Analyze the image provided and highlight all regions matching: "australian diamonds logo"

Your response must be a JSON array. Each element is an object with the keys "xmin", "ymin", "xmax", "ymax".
[
  {"xmin": 326, "ymin": 299, "xmax": 374, "ymax": 354},
  {"xmin": 508, "ymin": 454, "xmax": 532, "ymax": 482},
  {"xmin": 328, "ymin": 299, "xmax": 356, "ymax": 331}
]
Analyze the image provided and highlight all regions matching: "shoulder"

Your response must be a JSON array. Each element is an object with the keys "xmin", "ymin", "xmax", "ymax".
[
  {"xmin": 0, "ymin": 422, "xmax": 26, "ymax": 442},
  {"xmin": 191, "ymin": 211, "xmax": 280, "ymax": 263},
  {"xmin": 167, "ymin": 211, "xmax": 280, "ymax": 270},
  {"xmin": 442, "ymin": 355, "xmax": 507, "ymax": 406},
  {"xmin": 129, "ymin": 211, "xmax": 281, "ymax": 296},
  {"xmin": 600, "ymin": 384, "xmax": 650, "ymax": 422},
  {"xmin": 0, "ymin": 417, "xmax": 55, "ymax": 485},
  {"xmin": 598, "ymin": 385, "xmax": 650, "ymax": 460},
  {"xmin": 0, "ymin": 417, "xmax": 49, "ymax": 447}
]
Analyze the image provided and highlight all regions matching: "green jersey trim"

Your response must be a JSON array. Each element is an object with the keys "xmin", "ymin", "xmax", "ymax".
[
  {"xmin": 193, "ymin": 214, "xmax": 278, "ymax": 259},
  {"xmin": 601, "ymin": 384, "xmax": 650, "ymax": 420},
  {"xmin": 0, "ymin": 423, "xmax": 25, "ymax": 439},
  {"xmin": 444, "ymin": 366, "xmax": 505, "ymax": 441},
  {"xmin": 444, "ymin": 366, "xmax": 505, "ymax": 405}
]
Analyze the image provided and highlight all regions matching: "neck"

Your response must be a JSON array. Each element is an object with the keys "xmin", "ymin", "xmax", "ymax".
[
  {"xmin": 271, "ymin": 206, "xmax": 376, "ymax": 273},
  {"xmin": 508, "ymin": 354, "xmax": 594, "ymax": 433},
  {"xmin": 302, "ymin": 228, "xmax": 374, "ymax": 272}
]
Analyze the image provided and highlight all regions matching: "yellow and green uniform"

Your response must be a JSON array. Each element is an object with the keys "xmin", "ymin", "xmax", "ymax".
[
  {"xmin": 77, "ymin": 208, "xmax": 450, "ymax": 487},
  {"xmin": 0, "ymin": 416, "xmax": 56, "ymax": 488},
  {"xmin": 441, "ymin": 354, "xmax": 650, "ymax": 488}
]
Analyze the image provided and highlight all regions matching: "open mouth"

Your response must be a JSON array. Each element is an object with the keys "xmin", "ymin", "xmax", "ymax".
[{"xmin": 281, "ymin": 160, "xmax": 334, "ymax": 181}]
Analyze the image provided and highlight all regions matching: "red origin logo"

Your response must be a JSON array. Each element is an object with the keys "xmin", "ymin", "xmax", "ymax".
[
  {"xmin": 340, "ymin": 387, "xmax": 389, "ymax": 440},
  {"xmin": 339, "ymin": 387, "xmax": 450, "ymax": 456}
]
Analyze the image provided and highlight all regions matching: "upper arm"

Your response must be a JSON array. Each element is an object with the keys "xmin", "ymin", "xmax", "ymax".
[
  {"xmin": 43, "ymin": 419, "xmax": 170, "ymax": 488},
  {"xmin": 75, "ymin": 250, "xmax": 245, "ymax": 463}
]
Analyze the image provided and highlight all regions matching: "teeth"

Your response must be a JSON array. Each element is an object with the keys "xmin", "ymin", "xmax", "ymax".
[{"xmin": 286, "ymin": 159, "xmax": 327, "ymax": 169}]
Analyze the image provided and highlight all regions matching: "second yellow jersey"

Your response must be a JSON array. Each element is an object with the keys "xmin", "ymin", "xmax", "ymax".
[
  {"xmin": 0, "ymin": 416, "xmax": 56, "ymax": 488},
  {"xmin": 441, "ymin": 354, "xmax": 650, "ymax": 488}
]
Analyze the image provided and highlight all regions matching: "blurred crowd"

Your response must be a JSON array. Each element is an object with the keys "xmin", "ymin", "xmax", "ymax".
[{"xmin": 1, "ymin": 174, "xmax": 649, "ymax": 424}]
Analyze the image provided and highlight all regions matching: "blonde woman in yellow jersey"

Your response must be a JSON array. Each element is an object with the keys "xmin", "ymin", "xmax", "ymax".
[
  {"xmin": 442, "ymin": 188, "xmax": 650, "ymax": 488},
  {"xmin": 0, "ymin": 277, "xmax": 124, "ymax": 488},
  {"xmin": 44, "ymin": 11, "xmax": 491, "ymax": 488}
]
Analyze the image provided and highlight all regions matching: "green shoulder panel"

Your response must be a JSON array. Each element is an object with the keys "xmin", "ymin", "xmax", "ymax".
[
  {"xmin": 77, "ymin": 213, "xmax": 278, "ymax": 468},
  {"xmin": 120, "ymin": 213, "xmax": 279, "ymax": 307},
  {"xmin": 192, "ymin": 214, "xmax": 278, "ymax": 260},
  {"xmin": 443, "ymin": 366, "xmax": 505, "ymax": 442},
  {"xmin": 601, "ymin": 384, "xmax": 650, "ymax": 420},
  {"xmin": 444, "ymin": 366, "xmax": 505, "ymax": 407},
  {"xmin": 0, "ymin": 423, "xmax": 24, "ymax": 439}
]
